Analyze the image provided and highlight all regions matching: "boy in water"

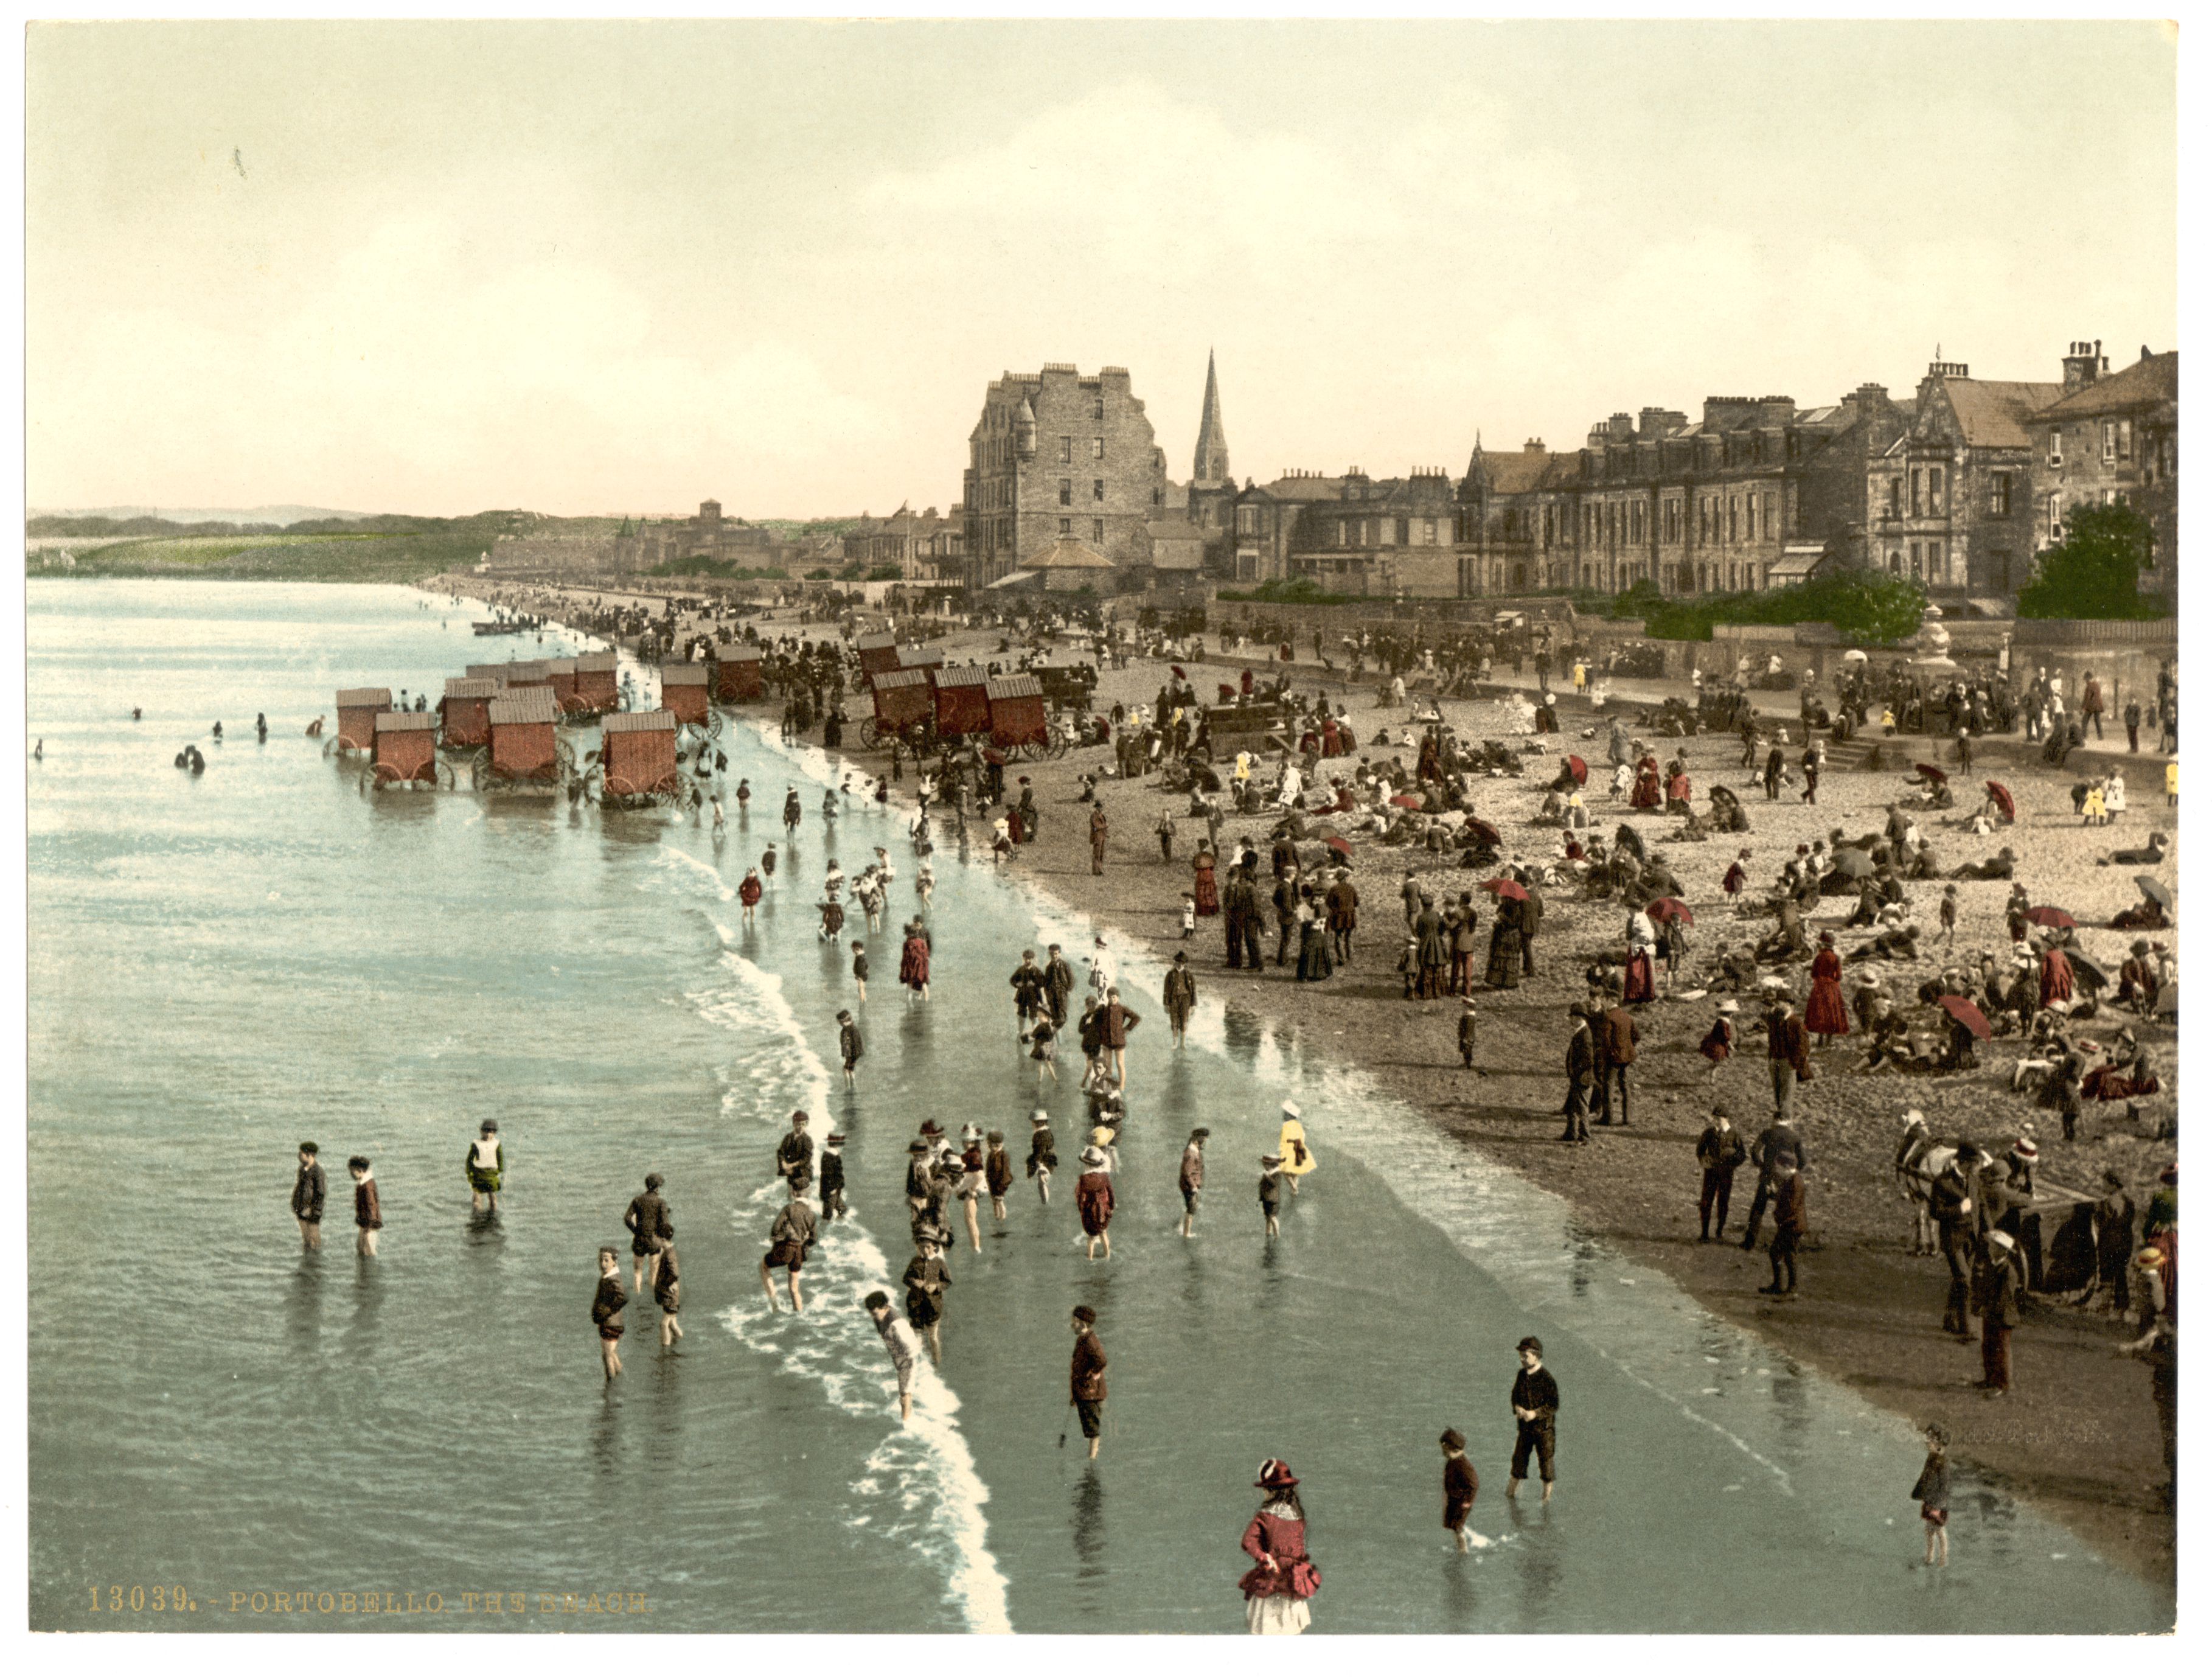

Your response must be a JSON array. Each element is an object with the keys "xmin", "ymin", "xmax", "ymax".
[
  {"xmin": 1910, "ymin": 1423, "xmax": 1950, "ymax": 1566},
  {"xmin": 760, "ymin": 1180, "xmax": 817, "ymax": 1314},
  {"xmin": 761, "ymin": 843, "xmax": 777, "ymax": 888},
  {"xmin": 349, "ymin": 1155, "xmax": 381, "ymax": 1258},
  {"xmin": 865, "ymin": 1290, "xmax": 920, "ymax": 1422},
  {"xmin": 1441, "ymin": 1429, "xmax": 1480, "ymax": 1552},
  {"xmin": 838, "ymin": 1009, "xmax": 863, "ymax": 1089},
  {"xmin": 851, "ymin": 940, "xmax": 869, "ymax": 1002},
  {"xmin": 1506, "ymin": 1337, "xmax": 1559, "ymax": 1503},
  {"xmin": 819, "ymin": 1131, "xmax": 847, "ymax": 1221},
  {"xmin": 984, "ymin": 1130, "xmax": 1012, "ymax": 1226},
  {"xmin": 291, "ymin": 1142, "xmax": 325, "ymax": 1249},
  {"xmin": 1027, "ymin": 1112, "xmax": 1059, "ymax": 1204},
  {"xmin": 1259, "ymin": 1154, "xmax": 1284, "ymax": 1239},
  {"xmin": 1179, "ymin": 1128, "xmax": 1208, "ymax": 1237},
  {"xmin": 654, "ymin": 1238, "xmax": 684, "ymax": 1346},
  {"xmin": 592, "ymin": 1247, "xmax": 627, "ymax": 1381}
]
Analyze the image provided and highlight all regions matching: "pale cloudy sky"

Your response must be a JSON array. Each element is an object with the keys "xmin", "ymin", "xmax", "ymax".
[{"xmin": 26, "ymin": 19, "xmax": 2175, "ymax": 520}]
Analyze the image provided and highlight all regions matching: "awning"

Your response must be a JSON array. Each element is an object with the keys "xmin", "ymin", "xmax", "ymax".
[{"xmin": 1769, "ymin": 546, "xmax": 1826, "ymax": 582}]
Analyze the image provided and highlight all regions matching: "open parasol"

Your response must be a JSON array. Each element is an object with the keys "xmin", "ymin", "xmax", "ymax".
[
  {"xmin": 983, "ymin": 747, "xmax": 1008, "ymax": 765},
  {"xmin": 1984, "ymin": 780, "xmax": 2015, "ymax": 823},
  {"xmin": 2023, "ymin": 906, "xmax": 2076, "ymax": 930},
  {"xmin": 1480, "ymin": 877, "xmax": 1529, "ymax": 902},
  {"xmin": 1324, "ymin": 836, "xmax": 1353, "ymax": 859},
  {"xmin": 1842, "ymin": 648, "xmax": 1869, "ymax": 664},
  {"xmin": 2066, "ymin": 949, "xmax": 2110, "ymax": 991},
  {"xmin": 1389, "ymin": 793, "xmax": 1424, "ymax": 810},
  {"xmin": 1829, "ymin": 848, "xmax": 1875, "ymax": 879},
  {"xmin": 1170, "ymin": 665, "xmax": 1187, "ymax": 680},
  {"xmin": 1565, "ymin": 755, "xmax": 1588, "ymax": 786},
  {"xmin": 1464, "ymin": 818, "xmax": 1502, "ymax": 847},
  {"xmin": 1647, "ymin": 896, "xmax": 1694, "ymax": 926},
  {"xmin": 2135, "ymin": 875, "xmax": 2173, "ymax": 910},
  {"xmin": 1913, "ymin": 762, "xmax": 1949, "ymax": 785},
  {"xmin": 1939, "ymin": 995, "xmax": 1992, "ymax": 1040}
]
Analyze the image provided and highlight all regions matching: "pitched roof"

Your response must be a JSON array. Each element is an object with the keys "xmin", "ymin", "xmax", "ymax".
[
  {"xmin": 1938, "ymin": 378, "xmax": 2062, "ymax": 449},
  {"xmin": 444, "ymin": 677, "xmax": 501, "ymax": 699},
  {"xmin": 374, "ymin": 710, "xmax": 439, "ymax": 733},
  {"xmin": 576, "ymin": 652, "xmax": 619, "ymax": 672},
  {"xmin": 489, "ymin": 689, "xmax": 561, "ymax": 725},
  {"xmin": 937, "ymin": 663, "xmax": 990, "ymax": 689},
  {"xmin": 602, "ymin": 710, "xmax": 675, "ymax": 734},
  {"xmin": 2037, "ymin": 351, "xmax": 2178, "ymax": 419},
  {"xmin": 336, "ymin": 686, "xmax": 391, "ymax": 707},
  {"xmin": 987, "ymin": 674, "xmax": 1044, "ymax": 699},
  {"xmin": 1467, "ymin": 448, "xmax": 1569, "ymax": 495},
  {"xmin": 1027, "ymin": 535, "xmax": 1115, "ymax": 570},
  {"xmin": 660, "ymin": 663, "xmax": 710, "ymax": 685}
]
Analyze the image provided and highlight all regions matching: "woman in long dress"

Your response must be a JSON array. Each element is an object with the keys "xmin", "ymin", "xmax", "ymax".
[
  {"xmin": 1276, "ymin": 1102, "xmax": 1316, "ymax": 1196},
  {"xmin": 1622, "ymin": 906, "xmax": 1658, "ymax": 1005},
  {"xmin": 1804, "ymin": 930, "xmax": 1850, "ymax": 1042},
  {"xmin": 1192, "ymin": 848, "xmax": 1220, "ymax": 917},
  {"xmin": 1239, "ymin": 1459, "xmax": 1316, "ymax": 1635},
  {"xmin": 1295, "ymin": 895, "xmax": 1335, "ymax": 982},
  {"xmin": 899, "ymin": 923, "xmax": 931, "ymax": 1001},
  {"xmin": 1630, "ymin": 753, "xmax": 1663, "ymax": 810},
  {"xmin": 1484, "ymin": 896, "xmax": 1522, "ymax": 989}
]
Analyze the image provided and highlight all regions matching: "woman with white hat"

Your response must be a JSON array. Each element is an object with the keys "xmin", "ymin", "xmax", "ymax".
[{"xmin": 1238, "ymin": 1458, "xmax": 1317, "ymax": 1634}]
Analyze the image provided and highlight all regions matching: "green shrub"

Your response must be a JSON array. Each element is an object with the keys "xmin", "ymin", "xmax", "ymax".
[{"xmin": 2017, "ymin": 502, "xmax": 2166, "ymax": 620}]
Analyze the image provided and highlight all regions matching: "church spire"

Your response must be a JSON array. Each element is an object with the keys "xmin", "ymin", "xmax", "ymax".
[{"xmin": 1192, "ymin": 349, "xmax": 1230, "ymax": 484}]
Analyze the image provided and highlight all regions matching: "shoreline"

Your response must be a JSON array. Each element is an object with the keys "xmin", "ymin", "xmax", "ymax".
[{"xmin": 427, "ymin": 577, "xmax": 2178, "ymax": 1597}]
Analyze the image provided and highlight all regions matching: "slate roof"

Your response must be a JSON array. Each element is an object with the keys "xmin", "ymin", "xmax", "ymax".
[{"xmin": 2037, "ymin": 352, "xmax": 2177, "ymax": 419}]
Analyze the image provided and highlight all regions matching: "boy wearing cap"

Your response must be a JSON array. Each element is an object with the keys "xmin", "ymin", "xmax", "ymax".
[
  {"xmin": 1069, "ymin": 1306, "xmax": 1108, "ymax": 1460},
  {"xmin": 1259, "ymin": 1154, "xmax": 1285, "ymax": 1239},
  {"xmin": 1441, "ymin": 1430, "xmax": 1479, "ymax": 1551},
  {"xmin": 760, "ymin": 1179, "xmax": 818, "ymax": 1316},
  {"xmin": 984, "ymin": 1131, "xmax": 1013, "ymax": 1224},
  {"xmin": 866, "ymin": 1290, "xmax": 921, "ymax": 1421},
  {"xmin": 850, "ymin": 940, "xmax": 869, "ymax": 1002},
  {"xmin": 837, "ymin": 1009, "xmax": 863, "ymax": 1089},
  {"xmin": 349, "ymin": 1156, "xmax": 381, "ymax": 1258},
  {"xmin": 776, "ymin": 1110, "xmax": 815, "ymax": 1194},
  {"xmin": 902, "ymin": 1236, "xmax": 951, "ymax": 1363},
  {"xmin": 1971, "ymin": 1227, "xmax": 2022, "ymax": 1395},
  {"xmin": 1560, "ymin": 1006, "xmax": 1596, "ymax": 1143},
  {"xmin": 819, "ymin": 1131, "xmax": 847, "ymax": 1221},
  {"xmin": 1506, "ymin": 1337, "xmax": 1559, "ymax": 1502},
  {"xmin": 1179, "ymin": 1129, "xmax": 1209, "ymax": 1238},
  {"xmin": 592, "ymin": 1247, "xmax": 627, "ymax": 1381},
  {"xmin": 1027, "ymin": 1112, "xmax": 1058, "ymax": 1205},
  {"xmin": 1163, "ymin": 950, "xmax": 1197, "ymax": 1046},
  {"xmin": 291, "ymin": 1142, "xmax": 325, "ymax": 1249}
]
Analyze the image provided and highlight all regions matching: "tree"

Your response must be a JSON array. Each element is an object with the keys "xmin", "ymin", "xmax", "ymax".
[
  {"xmin": 1817, "ymin": 572, "xmax": 1929, "ymax": 646},
  {"xmin": 2017, "ymin": 501, "xmax": 2163, "ymax": 619}
]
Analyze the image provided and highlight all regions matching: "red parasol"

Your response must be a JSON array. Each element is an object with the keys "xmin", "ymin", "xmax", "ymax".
[
  {"xmin": 1170, "ymin": 665, "xmax": 1187, "ymax": 679},
  {"xmin": 1390, "ymin": 793, "xmax": 1424, "ymax": 809},
  {"xmin": 1984, "ymin": 780, "xmax": 2015, "ymax": 823},
  {"xmin": 1646, "ymin": 897, "xmax": 1694, "ymax": 926},
  {"xmin": 1914, "ymin": 762, "xmax": 1948, "ymax": 785},
  {"xmin": 1481, "ymin": 877, "xmax": 1529, "ymax": 902},
  {"xmin": 1939, "ymin": 995, "xmax": 1992, "ymax": 1040},
  {"xmin": 1324, "ymin": 836, "xmax": 1352, "ymax": 857},
  {"xmin": 1566, "ymin": 755, "xmax": 1588, "ymax": 786},
  {"xmin": 1466, "ymin": 818, "xmax": 1502, "ymax": 846},
  {"xmin": 2023, "ymin": 906, "xmax": 2076, "ymax": 930},
  {"xmin": 983, "ymin": 747, "xmax": 1008, "ymax": 765}
]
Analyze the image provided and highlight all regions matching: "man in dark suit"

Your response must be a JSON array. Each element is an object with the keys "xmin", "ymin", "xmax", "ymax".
[
  {"xmin": 1560, "ymin": 1007, "xmax": 1598, "ymax": 1143},
  {"xmin": 1596, "ymin": 1001, "xmax": 1639, "ymax": 1126},
  {"xmin": 1766, "ymin": 999, "xmax": 1810, "ymax": 1120},
  {"xmin": 1740, "ymin": 1115, "xmax": 1807, "ymax": 1250}
]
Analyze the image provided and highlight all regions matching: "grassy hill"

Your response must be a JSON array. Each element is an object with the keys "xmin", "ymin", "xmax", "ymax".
[{"xmin": 25, "ymin": 510, "xmax": 602, "ymax": 584}]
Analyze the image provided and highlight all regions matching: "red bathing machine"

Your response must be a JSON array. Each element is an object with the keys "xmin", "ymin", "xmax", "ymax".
[
  {"xmin": 572, "ymin": 651, "xmax": 621, "ymax": 716},
  {"xmin": 934, "ymin": 663, "xmax": 990, "ymax": 739},
  {"xmin": 855, "ymin": 631, "xmax": 902, "ymax": 680},
  {"xmin": 660, "ymin": 663, "xmax": 712, "ymax": 728},
  {"xmin": 545, "ymin": 657, "xmax": 580, "ymax": 710},
  {"xmin": 986, "ymin": 674, "xmax": 1049, "ymax": 753},
  {"xmin": 440, "ymin": 677, "xmax": 500, "ymax": 748},
  {"xmin": 335, "ymin": 687, "xmax": 392, "ymax": 753},
  {"xmin": 372, "ymin": 710, "xmax": 440, "ymax": 785},
  {"xmin": 600, "ymin": 710, "xmax": 681, "ymax": 801},
  {"xmin": 714, "ymin": 644, "xmax": 764, "ymax": 703},
  {"xmin": 464, "ymin": 663, "xmax": 514, "ymax": 686},
  {"xmin": 502, "ymin": 660, "xmax": 552, "ymax": 691},
  {"xmin": 487, "ymin": 687, "xmax": 561, "ymax": 785}
]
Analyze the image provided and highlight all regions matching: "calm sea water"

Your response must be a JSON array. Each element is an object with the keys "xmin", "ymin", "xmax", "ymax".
[{"xmin": 26, "ymin": 580, "xmax": 2172, "ymax": 1634}]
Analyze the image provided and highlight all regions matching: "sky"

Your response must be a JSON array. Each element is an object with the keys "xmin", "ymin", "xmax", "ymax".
[{"xmin": 25, "ymin": 19, "xmax": 2178, "ymax": 521}]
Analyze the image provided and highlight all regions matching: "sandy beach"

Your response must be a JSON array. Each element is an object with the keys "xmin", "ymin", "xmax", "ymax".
[{"xmin": 438, "ymin": 575, "xmax": 2178, "ymax": 1585}]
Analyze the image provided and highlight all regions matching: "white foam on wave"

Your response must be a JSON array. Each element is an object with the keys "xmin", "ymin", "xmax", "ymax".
[{"xmin": 649, "ymin": 844, "xmax": 1010, "ymax": 1633}]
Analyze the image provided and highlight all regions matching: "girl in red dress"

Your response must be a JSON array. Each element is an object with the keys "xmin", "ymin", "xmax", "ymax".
[
  {"xmin": 899, "ymin": 922, "xmax": 931, "ymax": 1001},
  {"xmin": 1630, "ymin": 754, "xmax": 1663, "ymax": 810},
  {"xmin": 1805, "ymin": 930, "xmax": 1851, "ymax": 1042},
  {"xmin": 1239, "ymin": 1459, "xmax": 1316, "ymax": 1635},
  {"xmin": 1192, "ymin": 848, "xmax": 1220, "ymax": 916}
]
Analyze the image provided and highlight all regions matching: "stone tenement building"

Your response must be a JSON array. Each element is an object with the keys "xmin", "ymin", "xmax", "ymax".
[
  {"xmin": 614, "ymin": 500, "xmax": 774, "ymax": 570},
  {"xmin": 842, "ymin": 504, "xmax": 965, "ymax": 582},
  {"xmin": 2028, "ymin": 344, "xmax": 2179, "ymax": 604},
  {"xmin": 960, "ymin": 364, "xmax": 1172, "ymax": 590}
]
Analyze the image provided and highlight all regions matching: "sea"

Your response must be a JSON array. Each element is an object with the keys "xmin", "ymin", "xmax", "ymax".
[{"xmin": 24, "ymin": 580, "xmax": 2174, "ymax": 1633}]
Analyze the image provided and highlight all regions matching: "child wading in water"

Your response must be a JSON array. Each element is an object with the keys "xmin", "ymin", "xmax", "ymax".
[{"xmin": 1910, "ymin": 1423, "xmax": 1950, "ymax": 1566}]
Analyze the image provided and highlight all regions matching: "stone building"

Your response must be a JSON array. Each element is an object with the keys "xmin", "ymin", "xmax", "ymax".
[
  {"xmin": 843, "ymin": 504, "xmax": 965, "ymax": 581},
  {"xmin": 1863, "ymin": 355, "xmax": 2061, "ymax": 599},
  {"xmin": 2028, "ymin": 344, "xmax": 2178, "ymax": 603},
  {"xmin": 1223, "ymin": 468, "xmax": 1461, "ymax": 596},
  {"xmin": 613, "ymin": 500, "xmax": 789, "ymax": 571},
  {"xmin": 960, "ymin": 365, "xmax": 1170, "ymax": 590}
]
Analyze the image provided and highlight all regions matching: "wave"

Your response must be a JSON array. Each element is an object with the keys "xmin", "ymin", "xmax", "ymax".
[{"xmin": 650, "ymin": 846, "xmax": 1010, "ymax": 1632}]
